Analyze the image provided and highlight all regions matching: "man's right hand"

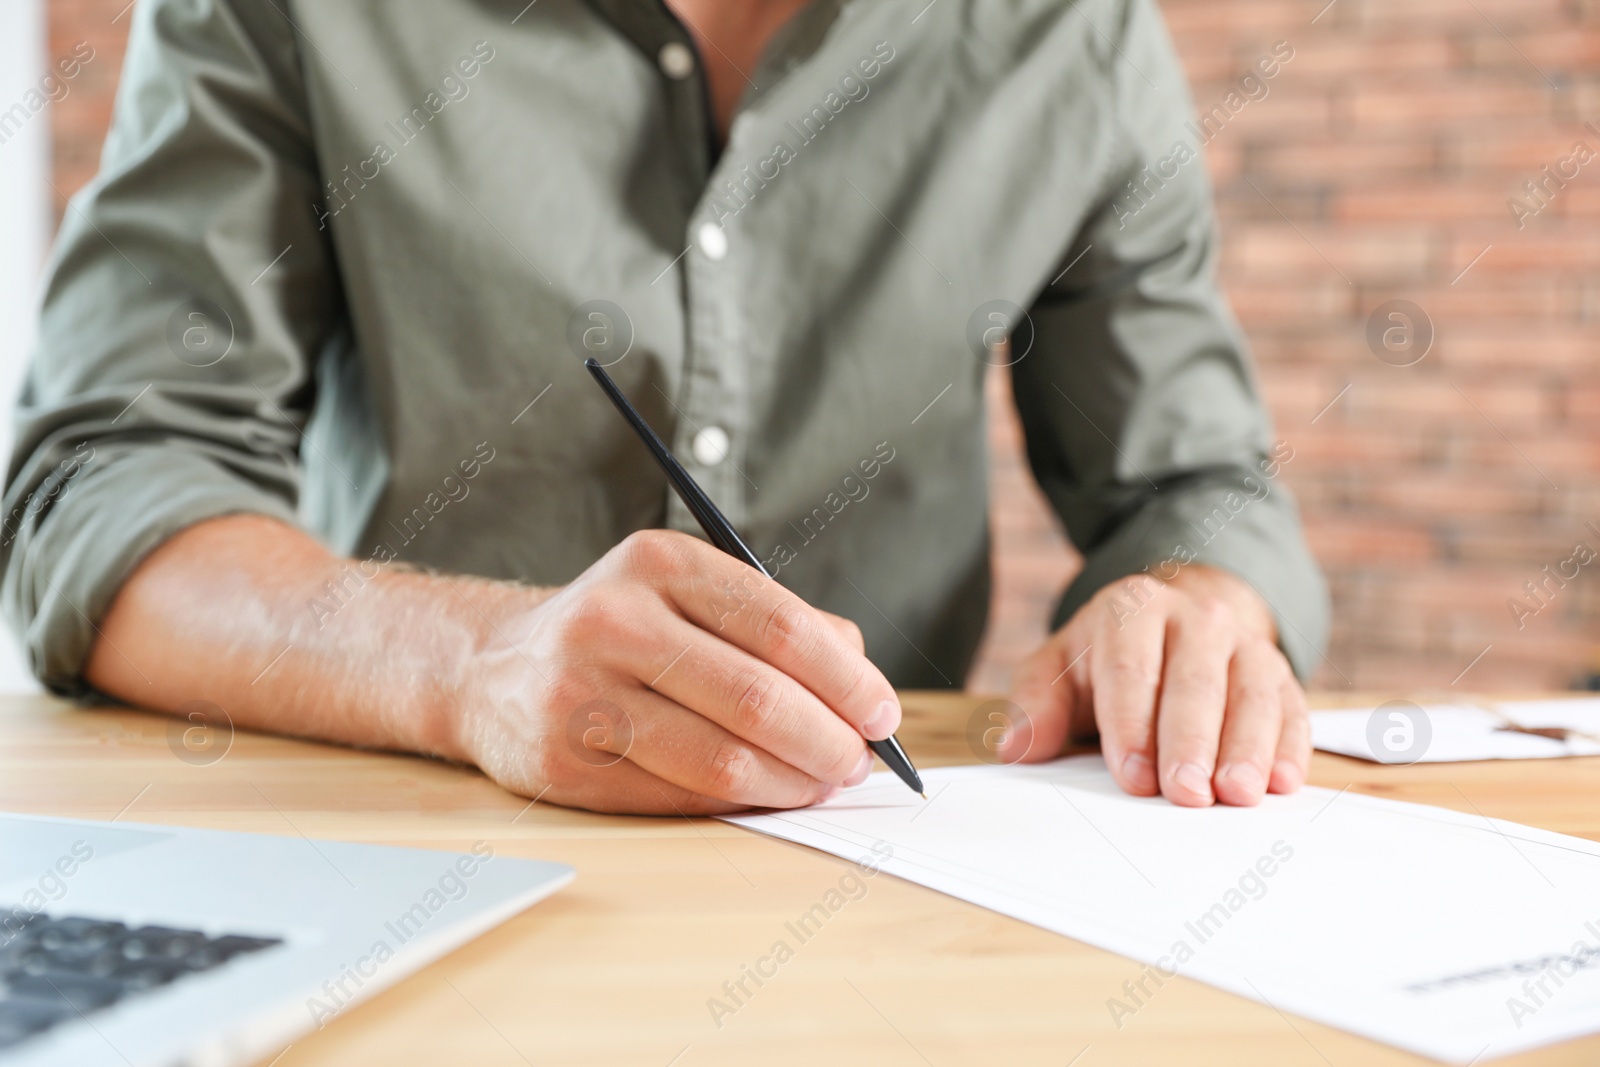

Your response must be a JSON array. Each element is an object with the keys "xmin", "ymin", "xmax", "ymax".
[
  {"xmin": 86, "ymin": 518, "xmax": 903, "ymax": 817},
  {"xmin": 457, "ymin": 530, "xmax": 903, "ymax": 814}
]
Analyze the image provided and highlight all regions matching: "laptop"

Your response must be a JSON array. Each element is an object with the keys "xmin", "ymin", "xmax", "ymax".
[{"xmin": 0, "ymin": 811, "xmax": 574, "ymax": 1066}]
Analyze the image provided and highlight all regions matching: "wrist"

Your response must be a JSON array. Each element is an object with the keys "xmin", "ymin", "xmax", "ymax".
[{"xmin": 388, "ymin": 571, "xmax": 559, "ymax": 766}]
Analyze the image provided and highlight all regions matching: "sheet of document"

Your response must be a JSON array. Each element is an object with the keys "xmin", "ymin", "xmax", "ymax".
[
  {"xmin": 723, "ymin": 758, "xmax": 1600, "ymax": 1063},
  {"xmin": 1312, "ymin": 697, "xmax": 1600, "ymax": 763}
]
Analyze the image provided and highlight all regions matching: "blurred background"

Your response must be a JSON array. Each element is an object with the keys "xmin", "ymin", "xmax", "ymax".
[{"xmin": 3, "ymin": 0, "xmax": 1598, "ymax": 695}]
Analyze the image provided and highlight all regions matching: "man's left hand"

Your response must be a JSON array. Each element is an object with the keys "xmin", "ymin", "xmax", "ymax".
[{"xmin": 1003, "ymin": 565, "xmax": 1308, "ymax": 807}]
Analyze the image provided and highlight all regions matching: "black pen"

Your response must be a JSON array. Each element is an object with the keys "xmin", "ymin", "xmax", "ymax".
[{"xmin": 584, "ymin": 358, "xmax": 926, "ymax": 799}]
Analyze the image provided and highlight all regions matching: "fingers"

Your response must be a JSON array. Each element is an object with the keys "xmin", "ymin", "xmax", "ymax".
[
  {"xmin": 1154, "ymin": 602, "xmax": 1235, "ymax": 807},
  {"xmin": 1089, "ymin": 583, "xmax": 1169, "ymax": 797},
  {"xmin": 1212, "ymin": 638, "xmax": 1286, "ymax": 806},
  {"xmin": 598, "ymin": 685, "xmax": 850, "ymax": 808},
  {"xmin": 1012, "ymin": 565, "xmax": 1304, "ymax": 811},
  {"xmin": 647, "ymin": 536, "xmax": 902, "ymax": 742},
  {"xmin": 632, "ymin": 614, "xmax": 870, "ymax": 786},
  {"xmin": 532, "ymin": 682, "xmax": 863, "ymax": 815},
  {"xmin": 542, "ymin": 752, "xmax": 748, "ymax": 817},
  {"xmin": 1270, "ymin": 672, "xmax": 1310, "ymax": 794}
]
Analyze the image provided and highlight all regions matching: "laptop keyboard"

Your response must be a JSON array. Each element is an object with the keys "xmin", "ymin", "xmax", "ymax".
[{"xmin": 0, "ymin": 912, "xmax": 281, "ymax": 1051}]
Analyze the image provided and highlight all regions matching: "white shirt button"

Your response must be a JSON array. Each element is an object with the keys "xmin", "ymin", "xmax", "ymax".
[
  {"xmin": 691, "ymin": 426, "xmax": 730, "ymax": 466},
  {"xmin": 696, "ymin": 221, "xmax": 727, "ymax": 261},
  {"xmin": 658, "ymin": 42, "xmax": 695, "ymax": 80}
]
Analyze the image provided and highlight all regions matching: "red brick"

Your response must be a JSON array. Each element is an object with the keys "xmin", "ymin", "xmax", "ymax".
[
  {"xmin": 1227, "ymin": 278, "xmax": 1360, "ymax": 324},
  {"xmin": 1462, "ymin": 30, "xmax": 1600, "ymax": 72},
  {"xmin": 1346, "ymin": 0, "xmax": 1572, "ymax": 32},
  {"xmin": 1306, "ymin": 518, "xmax": 1437, "ymax": 565},
  {"xmin": 1446, "ymin": 125, "xmax": 1600, "ymax": 172},
  {"xmin": 1359, "ymin": 474, "xmax": 1553, "ymax": 520},
  {"xmin": 1437, "ymin": 327, "xmax": 1600, "ymax": 370},
  {"xmin": 1558, "ymin": 186, "xmax": 1600, "ymax": 219},
  {"xmin": 1348, "ymin": 80, "xmax": 1560, "ymax": 128},
  {"xmin": 1443, "ymin": 232, "xmax": 1600, "ymax": 271},
  {"xmin": 1225, "ymin": 224, "xmax": 1433, "ymax": 279},
  {"xmin": 1361, "ymin": 281, "xmax": 1576, "ymax": 321},
  {"xmin": 1247, "ymin": 138, "xmax": 1443, "ymax": 184},
  {"xmin": 1330, "ymin": 181, "xmax": 1510, "ymax": 224},
  {"xmin": 1163, "ymin": 1, "xmax": 1309, "ymax": 37},
  {"xmin": 1284, "ymin": 36, "xmax": 1460, "ymax": 80},
  {"xmin": 1190, "ymin": 88, "xmax": 1338, "ymax": 140}
]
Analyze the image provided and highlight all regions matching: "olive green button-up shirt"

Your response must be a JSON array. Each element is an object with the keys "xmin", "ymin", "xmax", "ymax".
[{"xmin": 4, "ymin": 0, "xmax": 1328, "ymax": 693}]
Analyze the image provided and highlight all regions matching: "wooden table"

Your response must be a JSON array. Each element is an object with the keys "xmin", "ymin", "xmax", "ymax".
[{"xmin": 3, "ymin": 691, "xmax": 1599, "ymax": 1066}]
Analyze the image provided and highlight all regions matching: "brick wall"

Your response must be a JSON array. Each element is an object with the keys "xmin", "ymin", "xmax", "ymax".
[
  {"xmin": 44, "ymin": 0, "xmax": 125, "ymax": 216},
  {"xmin": 44, "ymin": 0, "xmax": 1600, "ymax": 694}
]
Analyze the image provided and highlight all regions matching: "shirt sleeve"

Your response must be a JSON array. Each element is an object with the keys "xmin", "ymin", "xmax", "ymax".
[
  {"xmin": 1, "ymin": 0, "xmax": 336, "ymax": 695},
  {"xmin": 1010, "ymin": 0, "xmax": 1330, "ymax": 680}
]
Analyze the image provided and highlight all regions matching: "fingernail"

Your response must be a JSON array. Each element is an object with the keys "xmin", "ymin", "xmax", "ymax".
[
  {"xmin": 844, "ymin": 750, "xmax": 873, "ymax": 787},
  {"xmin": 1120, "ymin": 753, "xmax": 1154, "ymax": 792},
  {"xmin": 1173, "ymin": 761, "xmax": 1213, "ymax": 800},
  {"xmin": 1272, "ymin": 759, "xmax": 1303, "ymax": 792},
  {"xmin": 861, "ymin": 698, "xmax": 900, "ymax": 742},
  {"xmin": 1217, "ymin": 762, "xmax": 1265, "ymax": 798}
]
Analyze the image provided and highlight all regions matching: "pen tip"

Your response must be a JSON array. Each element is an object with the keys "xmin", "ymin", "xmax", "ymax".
[{"xmin": 920, "ymin": 792, "xmax": 929, "ymax": 800}]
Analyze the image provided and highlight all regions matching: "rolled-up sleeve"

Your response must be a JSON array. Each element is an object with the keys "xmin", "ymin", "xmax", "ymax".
[
  {"xmin": 2, "ymin": 0, "xmax": 335, "ymax": 694},
  {"xmin": 1011, "ymin": 0, "xmax": 1329, "ymax": 679}
]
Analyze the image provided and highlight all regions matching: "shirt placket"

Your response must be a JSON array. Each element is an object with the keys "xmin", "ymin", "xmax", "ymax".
[
  {"xmin": 655, "ymin": 21, "xmax": 755, "ymax": 544},
  {"xmin": 588, "ymin": 0, "xmax": 835, "ymax": 545},
  {"xmin": 593, "ymin": 2, "xmax": 743, "ymax": 540}
]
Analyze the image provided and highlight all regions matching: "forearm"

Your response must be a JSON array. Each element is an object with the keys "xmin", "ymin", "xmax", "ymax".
[{"xmin": 83, "ymin": 514, "xmax": 546, "ymax": 762}]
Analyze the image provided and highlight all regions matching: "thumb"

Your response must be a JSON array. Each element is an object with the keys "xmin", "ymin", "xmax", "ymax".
[{"xmin": 1003, "ymin": 633, "xmax": 1087, "ymax": 764}]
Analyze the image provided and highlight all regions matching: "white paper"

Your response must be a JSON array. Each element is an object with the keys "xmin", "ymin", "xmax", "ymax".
[
  {"xmin": 1312, "ymin": 698, "xmax": 1600, "ymax": 763},
  {"xmin": 722, "ymin": 758, "xmax": 1600, "ymax": 1063}
]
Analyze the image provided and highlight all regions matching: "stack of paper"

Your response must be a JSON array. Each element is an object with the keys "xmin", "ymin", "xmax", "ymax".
[
  {"xmin": 1312, "ymin": 697, "xmax": 1600, "ymax": 763},
  {"xmin": 724, "ymin": 758, "xmax": 1600, "ymax": 1063}
]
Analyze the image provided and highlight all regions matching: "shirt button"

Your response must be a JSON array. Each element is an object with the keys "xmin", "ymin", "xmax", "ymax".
[
  {"xmin": 696, "ymin": 221, "xmax": 728, "ymax": 261},
  {"xmin": 658, "ymin": 42, "xmax": 695, "ymax": 80},
  {"xmin": 691, "ymin": 426, "xmax": 730, "ymax": 466}
]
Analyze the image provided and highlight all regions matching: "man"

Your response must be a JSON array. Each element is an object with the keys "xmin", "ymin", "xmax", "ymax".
[{"xmin": 3, "ymin": 0, "xmax": 1326, "ymax": 814}]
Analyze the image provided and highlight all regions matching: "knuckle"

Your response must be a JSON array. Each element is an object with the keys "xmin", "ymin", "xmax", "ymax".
[
  {"xmin": 1139, "ymin": 580, "xmax": 1174, "ymax": 608},
  {"xmin": 1189, "ymin": 596, "xmax": 1234, "ymax": 631},
  {"xmin": 731, "ymin": 668, "xmax": 785, "ymax": 735},
  {"xmin": 1231, "ymin": 680, "xmax": 1280, "ymax": 712},
  {"xmin": 833, "ymin": 653, "xmax": 875, "ymax": 710},
  {"xmin": 561, "ymin": 589, "xmax": 626, "ymax": 643},
  {"xmin": 705, "ymin": 739, "xmax": 758, "ymax": 799},
  {"xmin": 755, "ymin": 597, "xmax": 813, "ymax": 660},
  {"xmin": 1106, "ymin": 654, "xmax": 1160, "ymax": 690},
  {"xmin": 1170, "ymin": 671, "xmax": 1229, "ymax": 708},
  {"xmin": 615, "ymin": 529, "xmax": 686, "ymax": 578},
  {"xmin": 1102, "ymin": 716, "xmax": 1152, "ymax": 755}
]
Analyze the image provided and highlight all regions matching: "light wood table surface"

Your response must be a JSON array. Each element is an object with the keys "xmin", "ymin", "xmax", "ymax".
[{"xmin": 3, "ymin": 691, "xmax": 1598, "ymax": 1066}]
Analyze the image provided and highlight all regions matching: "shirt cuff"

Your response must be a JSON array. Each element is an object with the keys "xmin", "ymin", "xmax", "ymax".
[
  {"xmin": 2, "ymin": 448, "xmax": 299, "ymax": 697},
  {"xmin": 1053, "ymin": 474, "xmax": 1330, "ymax": 682}
]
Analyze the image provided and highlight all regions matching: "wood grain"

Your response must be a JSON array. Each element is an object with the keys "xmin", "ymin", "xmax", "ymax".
[{"xmin": 2, "ymin": 691, "xmax": 1597, "ymax": 1066}]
